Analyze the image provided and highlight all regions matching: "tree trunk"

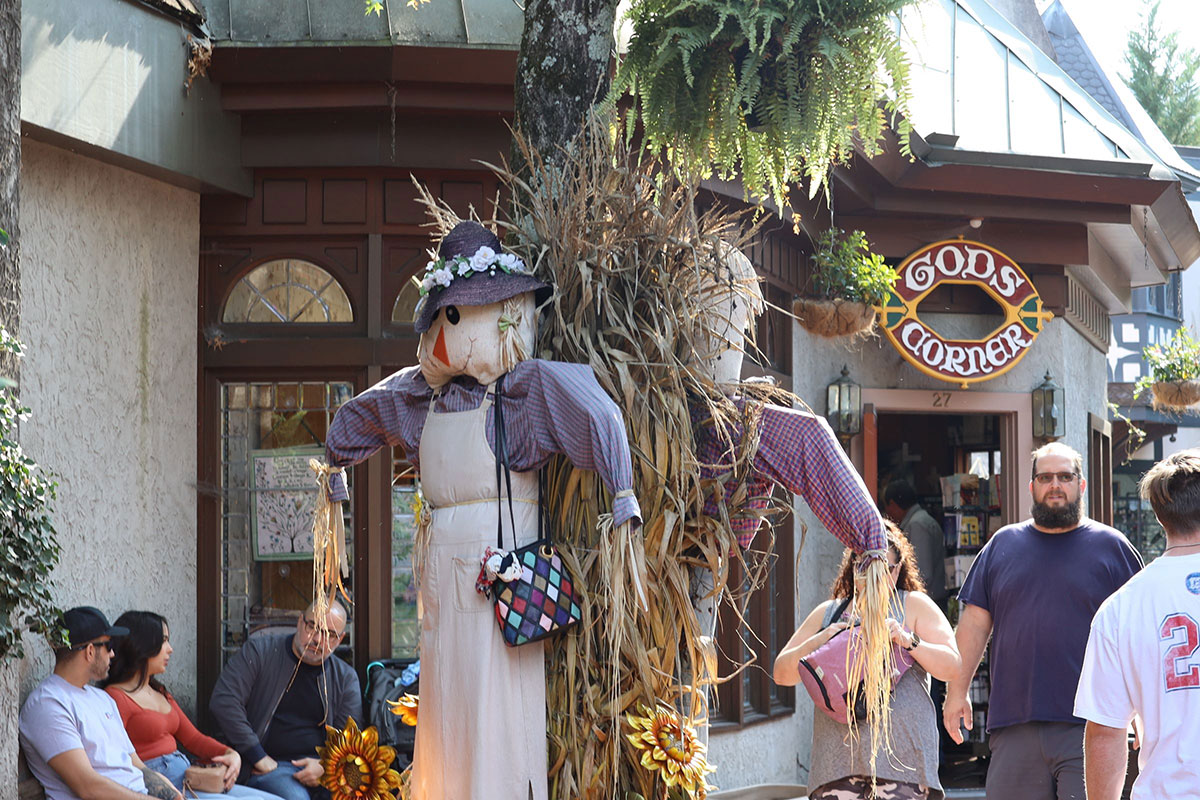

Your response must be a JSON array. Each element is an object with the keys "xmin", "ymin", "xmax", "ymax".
[
  {"xmin": 0, "ymin": 2, "xmax": 19, "ymax": 797},
  {"xmin": 513, "ymin": 0, "xmax": 619, "ymax": 171},
  {"xmin": 0, "ymin": 0, "xmax": 19, "ymax": 384}
]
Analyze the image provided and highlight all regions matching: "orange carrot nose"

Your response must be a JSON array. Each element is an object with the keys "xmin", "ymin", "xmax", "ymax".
[{"xmin": 433, "ymin": 326, "xmax": 450, "ymax": 365}]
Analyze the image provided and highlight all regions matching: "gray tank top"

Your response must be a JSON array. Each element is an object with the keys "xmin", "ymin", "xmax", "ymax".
[{"xmin": 806, "ymin": 591, "xmax": 944, "ymax": 798}]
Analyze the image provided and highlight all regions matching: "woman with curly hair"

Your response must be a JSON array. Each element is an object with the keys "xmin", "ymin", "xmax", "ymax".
[
  {"xmin": 100, "ymin": 611, "xmax": 283, "ymax": 800},
  {"xmin": 774, "ymin": 522, "xmax": 960, "ymax": 799}
]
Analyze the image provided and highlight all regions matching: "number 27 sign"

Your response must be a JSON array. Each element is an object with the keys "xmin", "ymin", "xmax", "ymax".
[{"xmin": 877, "ymin": 239, "xmax": 1055, "ymax": 388}]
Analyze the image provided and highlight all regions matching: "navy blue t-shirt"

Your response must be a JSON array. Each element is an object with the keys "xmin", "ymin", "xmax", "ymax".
[{"xmin": 958, "ymin": 518, "xmax": 1142, "ymax": 731}]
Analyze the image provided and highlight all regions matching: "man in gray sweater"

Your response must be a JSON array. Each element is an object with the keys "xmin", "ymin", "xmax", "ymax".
[{"xmin": 210, "ymin": 600, "xmax": 361, "ymax": 800}]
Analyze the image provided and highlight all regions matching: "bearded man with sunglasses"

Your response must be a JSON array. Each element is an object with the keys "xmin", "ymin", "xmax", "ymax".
[
  {"xmin": 943, "ymin": 442, "xmax": 1142, "ymax": 800},
  {"xmin": 20, "ymin": 606, "xmax": 178, "ymax": 800}
]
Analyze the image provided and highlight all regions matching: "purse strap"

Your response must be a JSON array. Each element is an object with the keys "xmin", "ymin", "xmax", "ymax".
[
  {"xmin": 823, "ymin": 596, "xmax": 854, "ymax": 630},
  {"xmin": 494, "ymin": 375, "xmax": 516, "ymax": 550}
]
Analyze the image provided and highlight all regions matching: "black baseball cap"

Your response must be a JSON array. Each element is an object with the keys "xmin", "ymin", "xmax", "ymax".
[{"xmin": 61, "ymin": 606, "xmax": 128, "ymax": 648}]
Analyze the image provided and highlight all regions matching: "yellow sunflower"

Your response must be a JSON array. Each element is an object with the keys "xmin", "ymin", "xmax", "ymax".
[
  {"xmin": 318, "ymin": 717, "xmax": 403, "ymax": 800},
  {"xmin": 387, "ymin": 693, "xmax": 419, "ymax": 727},
  {"xmin": 626, "ymin": 703, "xmax": 716, "ymax": 798}
]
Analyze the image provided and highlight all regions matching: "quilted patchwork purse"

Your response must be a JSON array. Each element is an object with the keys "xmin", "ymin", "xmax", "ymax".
[{"xmin": 490, "ymin": 375, "xmax": 582, "ymax": 647}]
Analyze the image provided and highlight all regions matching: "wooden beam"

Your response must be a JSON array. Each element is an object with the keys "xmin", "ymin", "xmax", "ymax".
[
  {"xmin": 836, "ymin": 215, "xmax": 1090, "ymax": 265},
  {"xmin": 868, "ymin": 190, "xmax": 1131, "ymax": 226},
  {"xmin": 221, "ymin": 82, "xmax": 514, "ymax": 115}
]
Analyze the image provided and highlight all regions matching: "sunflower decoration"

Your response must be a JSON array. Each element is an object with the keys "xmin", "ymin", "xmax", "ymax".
[
  {"xmin": 626, "ymin": 703, "xmax": 716, "ymax": 799},
  {"xmin": 318, "ymin": 717, "xmax": 403, "ymax": 800},
  {"xmin": 387, "ymin": 693, "xmax": 419, "ymax": 727}
]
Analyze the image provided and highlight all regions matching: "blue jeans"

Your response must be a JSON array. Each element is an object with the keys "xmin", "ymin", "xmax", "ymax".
[
  {"xmin": 244, "ymin": 761, "xmax": 329, "ymax": 800},
  {"xmin": 144, "ymin": 751, "xmax": 285, "ymax": 800}
]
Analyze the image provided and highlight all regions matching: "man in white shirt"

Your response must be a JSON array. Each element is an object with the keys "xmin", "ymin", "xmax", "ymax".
[{"xmin": 1075, "ymin": 448, "xmax": 1200, "ymax": 799}]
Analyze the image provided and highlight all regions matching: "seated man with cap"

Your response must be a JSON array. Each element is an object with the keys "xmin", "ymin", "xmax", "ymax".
[{"xmin": 19, "ymin": 606, "xmax": 180, "ymax": 800}]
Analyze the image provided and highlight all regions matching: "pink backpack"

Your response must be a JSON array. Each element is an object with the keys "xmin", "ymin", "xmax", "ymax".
[{"xmin": 798, "ymin": 597, "xmax": 914, "ymax": 724}]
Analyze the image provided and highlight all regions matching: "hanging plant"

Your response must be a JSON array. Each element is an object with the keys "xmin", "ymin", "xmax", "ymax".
[
  {"xmin": 0, "ymin": 328, "xmax": 64, "ymax": 660},
  {"xmin": 795, "ymin": 228, "xmax": 897, "ymax": 337},
  {"xmin": 1135, "ymin": 328, "xmax": 1200, "ymax": 411},
  {"xmin": 611, "ymin": 0, "xmax": 913, "ymax": 211}
]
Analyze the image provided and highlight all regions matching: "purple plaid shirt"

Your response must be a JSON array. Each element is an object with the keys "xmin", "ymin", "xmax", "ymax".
[
  {"xmin": 694, "ymin": 399, "xmax": 887, "ymax": 552},
  {"xmin": 324, "ymin": 361, "xmax": 641, "ymax": 528}
]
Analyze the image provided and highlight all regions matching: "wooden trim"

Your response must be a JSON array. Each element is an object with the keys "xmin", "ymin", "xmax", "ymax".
[
  {"xmin": 1089, "ymin": 413, "xmax": 1114, "ymax": 526},
  {"xmin": 860, "ymin": 389, "xmax": 1032, "ymax": 522},
  {"xmin": 862, "ymin": 403, "xmax": 878, "ymax": 502}
]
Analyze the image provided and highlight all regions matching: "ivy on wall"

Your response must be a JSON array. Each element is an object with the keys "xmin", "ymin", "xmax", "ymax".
[{"xmin": 0, "ymin": 328, "xmax": 62, "ymax": 660}]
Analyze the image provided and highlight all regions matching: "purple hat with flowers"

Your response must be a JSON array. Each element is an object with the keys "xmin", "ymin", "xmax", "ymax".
[{"xmin": 413, "ymin": 221, "xmax": 550, "ymax": 334}]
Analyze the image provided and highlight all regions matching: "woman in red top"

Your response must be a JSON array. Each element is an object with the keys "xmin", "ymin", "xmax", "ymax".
[{"xmin": 101, "ymin": 611, "xmax": 283, "ymax": 800}]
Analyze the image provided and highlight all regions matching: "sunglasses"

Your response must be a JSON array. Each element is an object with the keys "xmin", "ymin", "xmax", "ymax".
[
  {"xmin": 1033, "ymin": 472, "xmax": 1079, "ymax": 485},
  {"xmin": 72, "ymin": 639, "xmax": 115, "ymax": 653}
]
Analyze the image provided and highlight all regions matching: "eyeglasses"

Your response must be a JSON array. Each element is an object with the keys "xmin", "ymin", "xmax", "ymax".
[
  {"xmin": 72, "ymin": 639, "xmax": 114, "ymax": 653},
  {"xmin": 301, "ymin": 617, "xmax": 345, "ymax": 639},
  {"xmin": 1034, "ymin": 472, "xmax": 1079, "ymax": 485}
]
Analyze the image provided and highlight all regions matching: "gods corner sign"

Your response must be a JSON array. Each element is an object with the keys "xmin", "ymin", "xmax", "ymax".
[{"xmin": 877, "ymin": 239, "xmax": 1054, "ymax": 388}]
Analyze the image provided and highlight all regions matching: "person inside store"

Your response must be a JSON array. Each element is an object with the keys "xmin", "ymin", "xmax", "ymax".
[
  {"xmin": 883, "ymin": 479, "xmax": 948, "ymax": 607},
  {"xmin": 19, "ymin": 606, "xmax": 181, "ymax": 800},
  {"xmin": 774, "ymin": 523, "xmax": 960, "ymax": 800},
  {"xmin": 943, "ymin": 442, "xmax": 1142, "ymax": 800},
  {"xmin": 209, "ymin": 600, "xmax": 361, "ymax": 800},
  {"xmin": 1075, "ymin": 448, "xmax": 1200, "ymax": 799},
  {"xmin": 100, "ymin": 610, "xmax": 284, "ymax": 800}
]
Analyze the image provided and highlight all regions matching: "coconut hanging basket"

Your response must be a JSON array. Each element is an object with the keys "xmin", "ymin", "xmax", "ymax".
[
  {"xmin": 793, "ymin": 298, "xmax": 877, "ymax": 338},
  {"xmin": 1150, "ymin": 379, "xmax": 1200, "ymax": 411}
]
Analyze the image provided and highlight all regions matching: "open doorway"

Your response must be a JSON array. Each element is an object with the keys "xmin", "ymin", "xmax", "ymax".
[{"xmin": 876, "ymin": 410, "xmax": 1006, "ymax": 791}]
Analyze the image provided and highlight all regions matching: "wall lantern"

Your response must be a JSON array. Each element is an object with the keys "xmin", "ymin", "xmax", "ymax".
[
  {"xmin": 826, "ymin": 365, "xmax": 862, "ymax": 447},
  {"xmin": 1031, "ymin": 370, "xmax": 1065, "ymax": 440}
]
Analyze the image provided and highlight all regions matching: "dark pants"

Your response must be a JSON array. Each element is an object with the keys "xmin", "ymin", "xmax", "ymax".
[{"xmin": 986, "ymin": 722, "xmax": 1085, "ymax": 800}]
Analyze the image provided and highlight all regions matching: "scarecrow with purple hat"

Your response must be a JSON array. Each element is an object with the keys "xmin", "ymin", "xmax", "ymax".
[{"xmin": 318, "ymin": 220, "xmax": 641, "ymax": 800}]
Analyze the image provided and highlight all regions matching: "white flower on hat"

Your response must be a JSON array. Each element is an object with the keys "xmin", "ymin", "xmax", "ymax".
[
  {"xmin": 469, "ymin": 246, "xmax": 496, "ymax": 273},
  {"xmin": 496, "ymin": 252, "xmax": 524, "ymax": 272},
  {"xmin": 417, "ymin": 244, "xmax": 530, "ymax": 296}
]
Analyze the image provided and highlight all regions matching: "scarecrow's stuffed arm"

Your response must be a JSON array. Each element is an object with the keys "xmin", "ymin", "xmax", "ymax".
[
  {"xmin": 323, "ymin": 366, "xmax": 428, "ymax": 502},
  {"xmin": 499, "ymin": 360, "xmax": 642, "ymax": 529},
  {"xmin": 753, "ymin": 403, "xmax": 887, "ymax": 554}
]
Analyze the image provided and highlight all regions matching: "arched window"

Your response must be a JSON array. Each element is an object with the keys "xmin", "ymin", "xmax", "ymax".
[
  {"xmin": 223, "ymin": 259, "xmax": 353, "ymax": 323},
  {"xmin": 391, "ymin": 278, "xmax": 422, "ymax": 326}
]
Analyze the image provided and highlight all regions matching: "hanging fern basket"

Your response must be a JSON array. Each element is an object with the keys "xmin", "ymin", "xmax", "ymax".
[
  {"xmin": 612, "ymin": 0, "xmax": 914, "ymax": 210},
  {"xmin": 793, "ymin": 297, "xmax": 877, "ymax": 338},
  {"xmin": 1150, "ymin": 379, "xmax": 1200, "ymax": 411}
]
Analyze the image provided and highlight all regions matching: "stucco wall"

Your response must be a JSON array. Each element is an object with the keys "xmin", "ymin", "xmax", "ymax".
[
  {"xmin": 709, "ymin": 312, "xmax": 1108, "ymax": 791},
  {"xmin": 14, "ymin": 139, "xmax": 199, "ymax": 708}
]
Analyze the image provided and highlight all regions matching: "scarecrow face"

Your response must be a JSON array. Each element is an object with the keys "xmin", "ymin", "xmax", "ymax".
[
  {"xmin": 694, "ymin": 245, "xmax": 764, "ymax": 392},
  {"xmin": 699, "ymin": 288, "xmax": 756, "ymax": 388},
  {"xmin": 418, "ymin": 293, "xmax": 537, "ymax": 388}
]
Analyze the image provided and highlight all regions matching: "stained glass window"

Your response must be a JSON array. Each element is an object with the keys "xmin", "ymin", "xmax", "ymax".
[{"xmin": 223, "ymin": 259, "xmax": 353, "ymax": 323}]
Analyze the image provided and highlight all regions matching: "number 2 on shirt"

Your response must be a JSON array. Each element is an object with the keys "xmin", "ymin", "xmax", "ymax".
[{"xmin": 1161, "ymin": 613, "xmax": 1200, "ymax": 691}]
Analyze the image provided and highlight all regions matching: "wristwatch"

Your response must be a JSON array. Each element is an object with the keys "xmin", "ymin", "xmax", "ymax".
[{"xmin": 904, "ymin": 630, "xmax": 921, "ymax": 651}]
